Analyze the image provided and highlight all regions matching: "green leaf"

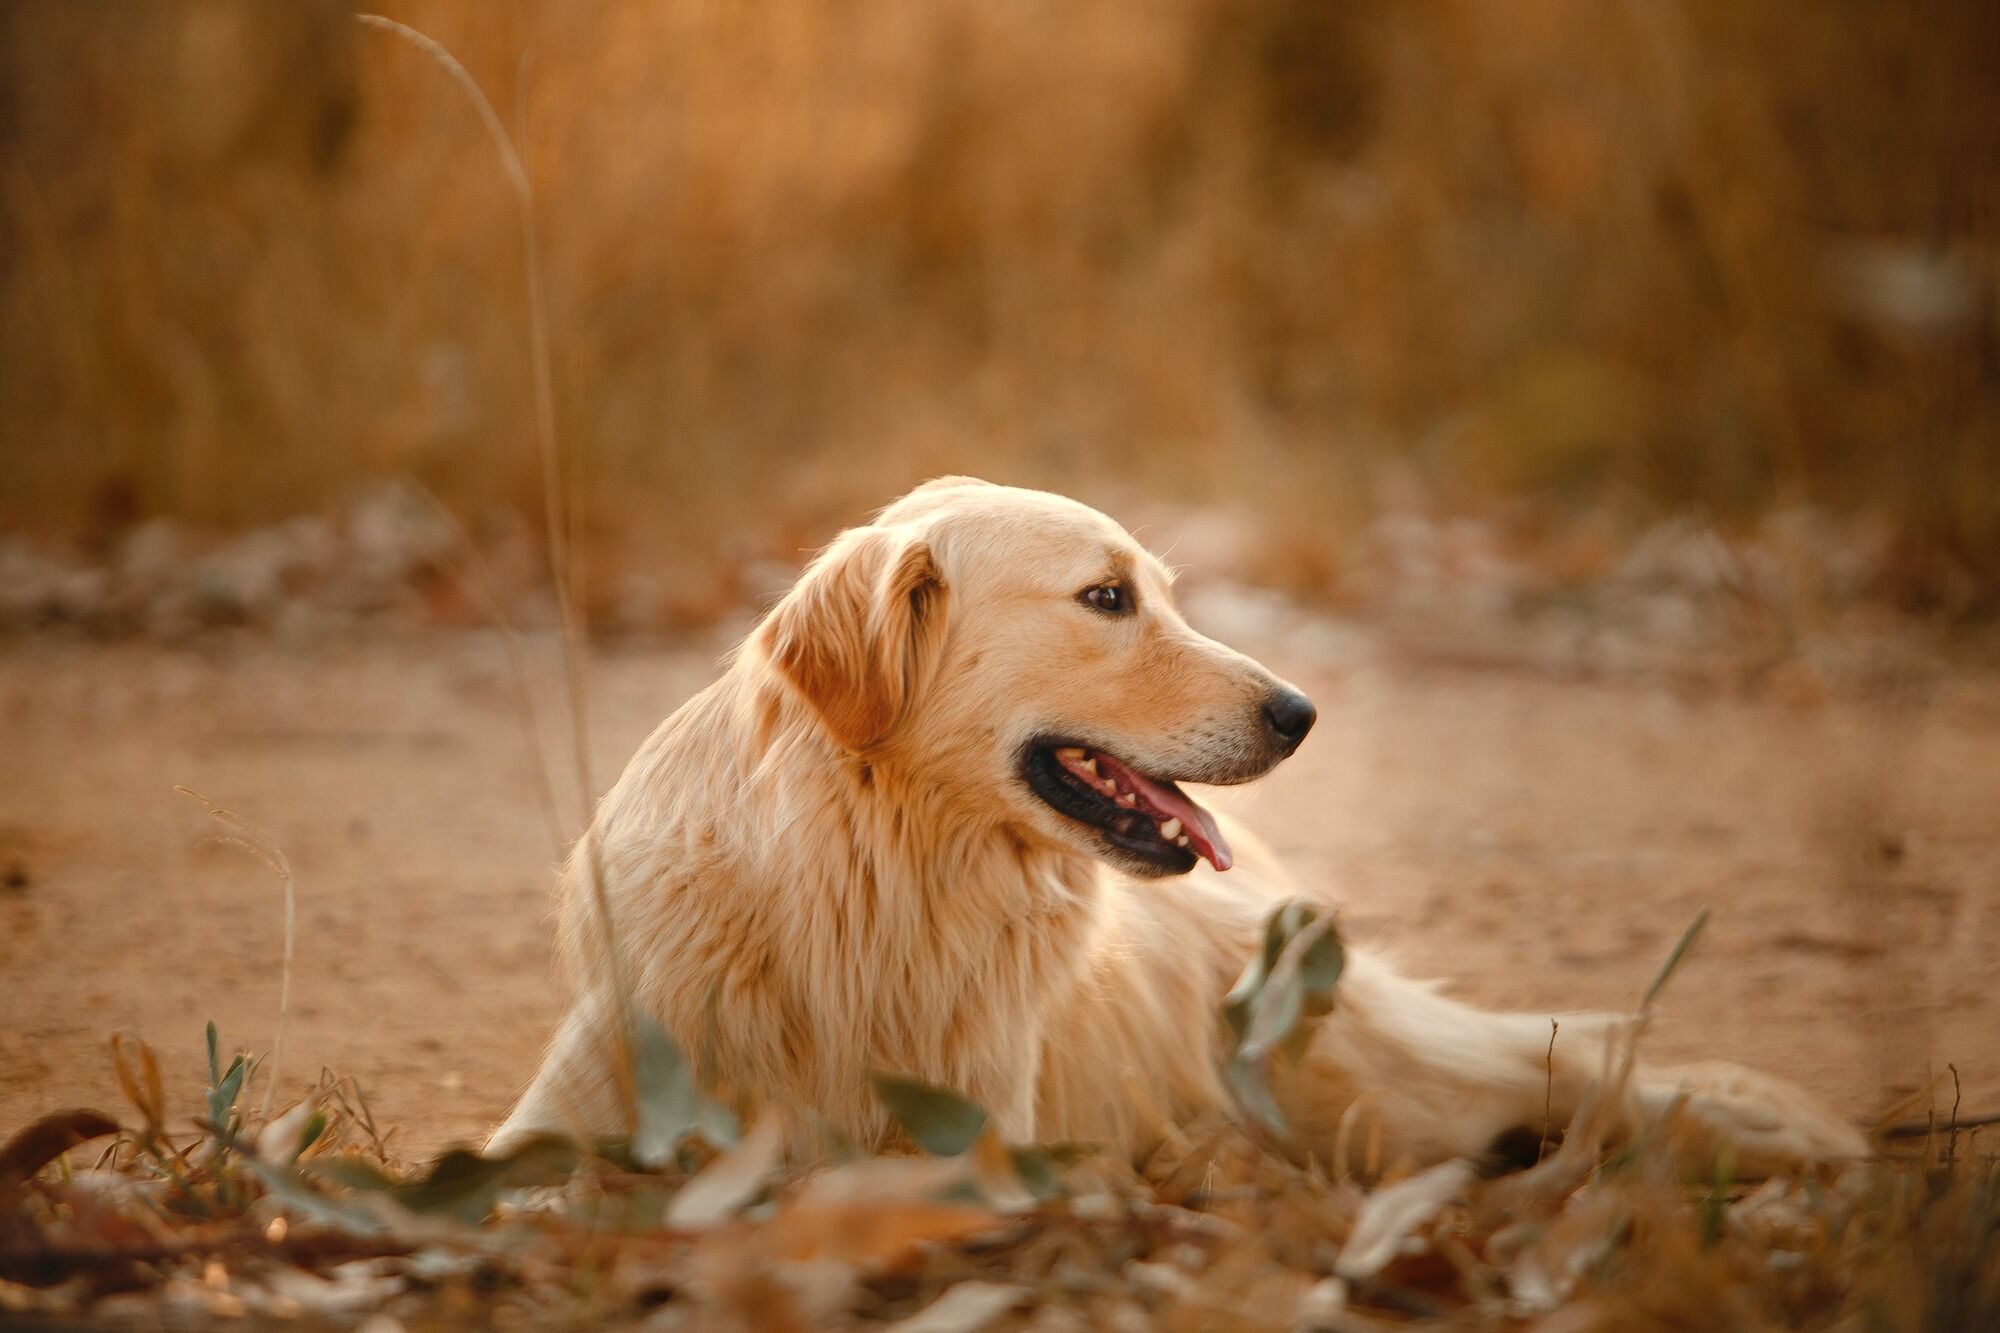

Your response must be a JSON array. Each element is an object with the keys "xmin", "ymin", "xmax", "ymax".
[
  {"xmin": 1224, "ymin": 900, "xmax": 1315, "ymax": 1040},
  {"xmin": 1239, "ymin": 911, "xmax": 1342, "ymax": 1060},
  {"xmin": 1220, "ymin": 903, "xmax": 1347, "ymax": 1137},
  {"xmin": 1297, "ymin": 914, "xmax": 1347, "ymax": 998},
  {"xmin": 1242, "ymin": 965, "xmax": 1305, "ymax": 1063},
  {"xmin": 389, "ymin": 1135, "xmax": 580, "ymax": 1223},
  {"xmin": 206, "ymin": 1021, "xmax": 220, "ymax": 1087},
  {"xmin": 1007, "ymin": 1141, "xmax": 1095, "ymax": 1199},
  {"xmin": 806, "ymin": 1111, "xmax": 862, "ymax": 1165},
  {"xmin": 631, "ymin": 1017, "xmax": 737, "ymax": 1169},
  {"xmin": 207, "ymin": 1053, "xmax": 248, "ymax": 1134},
  {"xmin": 1643, "ymin": 908, "xmax": 1710, "ymax": 1011},
  {"xmin": 1225, "ymin": 1056, "xmax": 1288, "ymax": 1139},
  {"xmin": 235, "ymin": 1152, "xmax": 392, "ymax": 1235},
  {"xmin": 1284, "ymin": 915, "xmax": 1347, "ymax": 1057},
  {"xmin": 294, "ymin": 1110, "xmax": 328, "ymax": 1162},
  {"xmin": 870, "ymin": 1073, "xmax": 990, "ymax": 1156}
]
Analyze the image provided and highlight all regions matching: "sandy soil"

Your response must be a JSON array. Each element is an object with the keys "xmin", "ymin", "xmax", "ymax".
[{"xmin": 3, "ymin": 627, "xmax": 1996, "ymax": 1160}]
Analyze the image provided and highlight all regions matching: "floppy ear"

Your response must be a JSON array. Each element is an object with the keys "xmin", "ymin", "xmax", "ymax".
[{"xmin": 760, "ymin": 526, "xmax": 948, "ymax": 752}]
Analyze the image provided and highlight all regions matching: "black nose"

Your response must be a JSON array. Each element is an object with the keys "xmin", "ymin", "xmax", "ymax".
[{"xmin": 1262, "ymin": 688, "xmax": 1317, "ymax": 753}]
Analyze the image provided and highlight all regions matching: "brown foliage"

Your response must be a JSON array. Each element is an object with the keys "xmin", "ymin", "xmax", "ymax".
[{"xmin": 2, "ymin": 1, "xmax": 1996, "ymax": 609}]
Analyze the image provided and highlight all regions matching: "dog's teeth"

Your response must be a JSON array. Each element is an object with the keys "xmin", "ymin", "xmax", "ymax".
[
  {"xmin": 1101, "ymin": 780, "xmax": 1119, "ymax": 796},
  {"xmin": 1158, "ymin": 818, "xmax": 1182, "ymax": 841},
  {"xmin": 1078, "ymin": 757, "xmax": 1097, "ymax": 775},
  {"xmin": 1176, "ymin": 835, "xmax": 1190, "ymax": 848},
  {"xmin": 1116, "ymin": 793, "xmax": 1137, "ymax": 807},
  {"xmin": 1055, "ymin": 747, "xmax": 1085, "ymax": 760}
]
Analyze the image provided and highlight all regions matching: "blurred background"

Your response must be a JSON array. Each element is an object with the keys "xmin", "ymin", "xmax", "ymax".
[
  {"xmin": 3, "ymin": 0, "xmax": 1997, "ymax": 635},
  {"xmin": 3, "ymin": 1, "xmax": 1998, "ymax": 1154}
]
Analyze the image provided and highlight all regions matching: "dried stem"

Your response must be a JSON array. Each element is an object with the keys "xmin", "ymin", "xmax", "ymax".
[
  {"xmin": 357, "ymin": 13, "xmax": 634, "ymax": 1127},
  {"xmin": 1538, "ymin": 1019, "xmax": 1559, "ymax": 1165}
]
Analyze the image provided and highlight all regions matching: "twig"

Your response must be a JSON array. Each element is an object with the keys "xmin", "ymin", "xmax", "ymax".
[
  {"xmin": 1873, "ymin": 1069, "xmax": 1952, "ymax": 1132},
  {"xmin": 349, "ymin": 17, "xmax": 589, "ymax": 807},
  {"xmin": 319, "ymin": 1069, "xmax": 396, "ymax": 1168},
  {"xmin": 1568, "ymin": 904, "xmax": 1712, "ymax": 1160},
  {"xmin": 1948, "ymin": 1062, "xmax": 1963, "ymax": 1163},
  {"xmin": 1883, "ymin": 1109, "xmax": 2000, "ymax": 1141},
  {"xmin": 1538, "ymin": 1019, "xmax": 1558, "ymax": 1165}
]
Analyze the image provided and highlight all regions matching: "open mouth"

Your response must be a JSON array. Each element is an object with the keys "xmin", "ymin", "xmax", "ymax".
[{"xmin": 1022, "ymin": 742, "xmax": 1234, "ymax": 874}]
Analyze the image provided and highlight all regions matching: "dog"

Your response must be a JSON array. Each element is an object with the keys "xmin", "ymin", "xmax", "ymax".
[{"xmin": 489, "ymin": 477, "xmax": 1865, "ymax": 1176}]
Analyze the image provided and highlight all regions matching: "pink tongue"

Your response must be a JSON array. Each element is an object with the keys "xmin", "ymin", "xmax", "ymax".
[{"xmin": 1083, "ymin": 753, "xmax": 1234, "ymax": 872}]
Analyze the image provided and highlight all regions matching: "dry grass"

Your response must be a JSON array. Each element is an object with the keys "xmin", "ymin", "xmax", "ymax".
[
  {"xmin": 3, "ymin": 9, "xmax": 1996, "ymax": 1325},
  {"xmin": 2, "ymin": 1, "xmax": 1997, "ymax": 613},
  {"xmin": 2, "ymin": 914, "xmax": 1994, "ymax": 1331}
]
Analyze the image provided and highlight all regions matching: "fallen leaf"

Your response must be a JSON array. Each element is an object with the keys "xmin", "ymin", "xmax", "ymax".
[
  {"xmin": 888, "ymin": 1281, "xmax": 1026, "ymax": 1332},
  {"xmin": 633, "ymin": 1017, "xmax": 738, "ymax": 1168},
  {"xmin": 1335, "ymin": 1158, "xmax": 1476, "ymax": 1281},
  {"xmin": 755, "ymin": 1158, "xmax": 1005, "ymax": 1269},
  {"xmin": 0, "ymin": 1109, "xmax": 121, "ymax": 1194},
  {"xmin": 1506, "ymin": 1185, "xmax": 1630, "ymax": 1313},
  {"xmin": 667, "ymin": 1108, "xmax": 786, "ymax": 1228},
  {"xmin": 260, "ymin": 1262, "xmax": 406, "ymax": 1314},
  {"xmin": 390, "ymin": 1135, "xmax": 580, "ymax": 1222},
  {"xmin": 871, "ymin": 1074, "xmax": 990, "ymax": 1156},
  {"xmin": 256, "ymin": 1100, "xmax": 320, "ymax": 1164},
  {"xmin": 1223, "ymin": 904, "xmax": 1346, "ymax": 1135}
]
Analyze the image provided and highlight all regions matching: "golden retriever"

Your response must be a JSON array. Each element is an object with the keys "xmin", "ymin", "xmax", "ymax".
[{"xmin": 490, "ymin": 477, "xmax": 1864, "ymax": 1175}]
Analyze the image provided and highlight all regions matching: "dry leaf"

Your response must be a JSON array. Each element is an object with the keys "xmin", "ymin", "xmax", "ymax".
[
  {"xmin": 1506, "ymin": 1185, "xmax": 1629, "ymax": 1313},
  {"xmin": 667, "ymin": 1108, "xmax": 786, "ymax": 1228},
  {"xmin": 0, "ymin": 1108, "xmax": 121, "ymax": 1194},
  {"xmin": 255, "ymin": 1100, "xmax": 320, "ymax": 1164},
  {"xmin": 259, "ymin": 1262, "xmax": 406, "ymax": 1314},
  {"xmin": 968, "ymin": 1124, "xmax": 1035, "ymax": 1211},
  {"xmin": 1334, "ymin": 1158, "xmax": 1476, "ymax": 1281},
  {"xmin": 760, "ymin": 1198, "xmax": 1005, "ymax": 1269},
  {"xmin": 110, "ymin": 1033, "xmax": 165, "ymax": 1143},
  {"xmin": 890, "ymin": 1281, "xmax": 1027, "ymax": 1332}
]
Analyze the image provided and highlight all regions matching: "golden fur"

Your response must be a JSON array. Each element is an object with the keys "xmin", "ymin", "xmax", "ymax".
[{"xmin": 491, "ymin": 478, "xmax": 1864, "ymax": 1175}]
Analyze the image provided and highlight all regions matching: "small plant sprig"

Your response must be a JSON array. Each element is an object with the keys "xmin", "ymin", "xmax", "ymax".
[{"xmin": 1221, "ymin": 900, "xmax": 1347, "ymax": 1138}]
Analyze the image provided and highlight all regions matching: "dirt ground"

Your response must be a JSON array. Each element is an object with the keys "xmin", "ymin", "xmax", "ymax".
[{"xmin": 3, "ymin": 625, "xmax": 1996, "ymax": 1160}]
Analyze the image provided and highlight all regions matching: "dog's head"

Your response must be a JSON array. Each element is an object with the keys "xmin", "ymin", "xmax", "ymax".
[{"xmin": 756, "ymin": 477, "xmax": 1314, "ymax": 877}]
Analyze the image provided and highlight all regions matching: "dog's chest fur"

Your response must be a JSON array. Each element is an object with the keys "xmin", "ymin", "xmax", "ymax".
[{"xmin": 563, "ymin": 674, "xmax": 1103, "ymax": 1142}]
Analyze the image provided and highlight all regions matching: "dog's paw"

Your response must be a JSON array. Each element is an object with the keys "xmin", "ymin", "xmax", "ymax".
[{"xmin": 1640, "ymin": 1061, "xmax": 1868, "ymax": 1177}]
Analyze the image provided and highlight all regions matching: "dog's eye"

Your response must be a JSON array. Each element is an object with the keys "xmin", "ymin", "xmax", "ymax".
[{"xmin": 1080, "ymin": 583, "xmax": 1132, "ymax": 615}]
